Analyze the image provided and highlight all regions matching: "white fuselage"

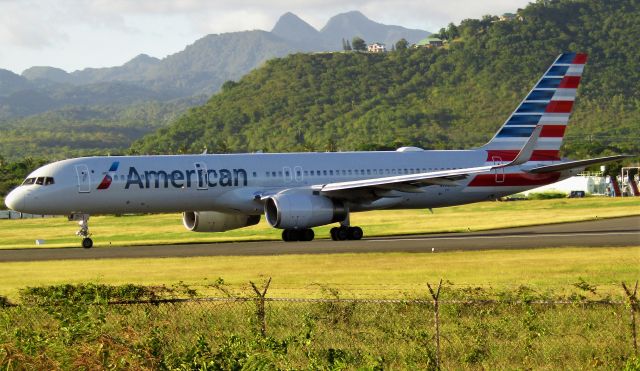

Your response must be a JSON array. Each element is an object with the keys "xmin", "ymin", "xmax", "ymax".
[{"xmin": 6, "ymin": 149, "xmax": 570, "ymax": 216}]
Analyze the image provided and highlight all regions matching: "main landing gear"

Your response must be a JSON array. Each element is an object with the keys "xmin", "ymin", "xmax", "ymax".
[
  {"xmin": 330, "ymin": 226, "xmax": 363, "ymax": 241},
  {"xmin": 282, "ymin": 228, "xmax": 315, "ymax": 242},
  {"xmin": 69, "ymin": 214, "xmax": 93, "ymax": 248}
]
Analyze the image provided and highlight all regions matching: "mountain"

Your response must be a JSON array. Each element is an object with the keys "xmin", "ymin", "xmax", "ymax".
[
  {"xmin": 132, "ymin": 0, "xmax": 639, "ymax": 162},
  {"xmin": 321, "ymin": 11, "xmax": 429, "ymax": 48},
  {"xmin": 0, "ymin": 11, "xmax": 432, "ymax": 159},
  {"xmin": 271, "ymin": 12, "xmax": 324, "ymax": 47},
  {"xmin": 141, "ymin": 31, "xmax": 299, "ymax": 97},
  {"xmin": 0, "ymin": 69, "xmax": 32, "ymax": 97},
  {"xmin": 1, "ymin": 11, "xmax": 429, "ymax": 121},
  {"xmin": 21, "ymin": 66, "xmax": 72, "ymax": 84}
]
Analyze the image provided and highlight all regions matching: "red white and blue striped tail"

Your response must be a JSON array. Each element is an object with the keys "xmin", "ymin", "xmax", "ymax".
[{"xmin": 481, "ymin": 52, "xmax": 587, "ymax": 162}]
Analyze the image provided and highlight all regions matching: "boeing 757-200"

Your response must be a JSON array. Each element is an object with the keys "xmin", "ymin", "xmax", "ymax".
[{"xmin": 4, "ymin": 53, "xmax": 630, "ymax": 248}]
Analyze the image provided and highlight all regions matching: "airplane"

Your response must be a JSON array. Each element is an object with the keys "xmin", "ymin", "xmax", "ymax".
[{"xmin": 4, "ymin": 52, "xmax": 631, "ymax": 248}]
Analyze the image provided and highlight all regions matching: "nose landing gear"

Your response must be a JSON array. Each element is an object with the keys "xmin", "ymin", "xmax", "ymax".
[{"xmin": 69, "ymin": 214, "xmax": 93, "ymax": 248}]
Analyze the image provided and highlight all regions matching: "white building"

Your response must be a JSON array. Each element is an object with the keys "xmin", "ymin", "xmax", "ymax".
[
  {"xmin": 523, "ymin": 173, "xmax": 608, "ymax": 196},
  {"xmin": 367, "ymin": 42, "xmax": 386, "ymax": 53}
]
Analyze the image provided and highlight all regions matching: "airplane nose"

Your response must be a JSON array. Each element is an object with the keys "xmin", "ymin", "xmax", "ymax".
[{"xmin": 4, "ymin": 188, "xmax": 25, "ymax": 211}]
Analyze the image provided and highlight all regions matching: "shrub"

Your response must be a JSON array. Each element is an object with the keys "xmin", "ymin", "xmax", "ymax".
[
  {"xmin": 527, "ymin": 191, "xmax": 567, "ymax": 200},
  {"xmin": 0, "ymin": 295, "xmax": 12, "ymax": 308}
]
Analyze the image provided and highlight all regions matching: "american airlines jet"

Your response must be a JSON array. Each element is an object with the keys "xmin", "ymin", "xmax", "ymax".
[{"xmin": 4, "ymin": 53, "xmax": 630, "ymax": 248}]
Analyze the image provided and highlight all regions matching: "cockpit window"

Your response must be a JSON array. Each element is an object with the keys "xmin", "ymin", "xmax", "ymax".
[{"xmin": 22, "ymin": 177, "xmax": 55, "ymax": 186}]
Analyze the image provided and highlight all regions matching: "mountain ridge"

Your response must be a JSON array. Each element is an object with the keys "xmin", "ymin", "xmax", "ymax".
[{"xmin": 0, "ymin": 11, "xmax": 429, "ymax": 122}]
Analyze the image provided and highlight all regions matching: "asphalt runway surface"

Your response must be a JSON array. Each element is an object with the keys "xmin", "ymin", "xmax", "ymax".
[{"xmin": 0, "ymin": 216, "xmax": 638, "ymax": 262}]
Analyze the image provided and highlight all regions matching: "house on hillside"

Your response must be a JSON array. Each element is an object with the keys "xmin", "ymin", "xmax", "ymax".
[
  {"xmin": 414, "ymin": 37, "xmax": 443, "ymax": 48},
  {"xmin": 498, "ymin": 12, "xmax": 523, "ymax": 21},
  {"xmin": 367, "ymin": 42, "xmax": 386, "ymax": 53}
]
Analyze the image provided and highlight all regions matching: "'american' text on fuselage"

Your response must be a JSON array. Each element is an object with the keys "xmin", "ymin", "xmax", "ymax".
[{"xmin": 124, "ymin": 166, "xmax": 248, "ymax": 189}]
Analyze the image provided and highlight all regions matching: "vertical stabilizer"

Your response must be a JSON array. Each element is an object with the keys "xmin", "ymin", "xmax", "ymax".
[{"xmin": 481, "ymin": 53, "xmax": 587, "ymax": 162}]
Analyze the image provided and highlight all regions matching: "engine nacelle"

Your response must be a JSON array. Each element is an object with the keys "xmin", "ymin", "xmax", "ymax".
[
  {"xmin": 265, "ymin": 192, "xmax": 347, "ymax": 229},
  {"xmin": 182, "ymin": 211, "xmax": 260, "ymax": 232}
]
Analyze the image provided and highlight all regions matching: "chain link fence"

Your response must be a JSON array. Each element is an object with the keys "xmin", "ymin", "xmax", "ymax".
[{"xmin": 1, "ymin": 281, "xmax": 638, "ymax": 369}]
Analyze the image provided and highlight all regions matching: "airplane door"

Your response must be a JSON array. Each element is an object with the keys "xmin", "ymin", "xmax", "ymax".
[
  {"xmin": 294, "ymin": 166, "xmax": 303, "ymax": 182},
  {"xmin": 492, "ymin": 156, "xmax": 505, "ymax": 183},
  {"xmin": 195, "ymin": 162, "xmax": 208, "ymax": 190},
  {"xmin": 283, "ymin": 166, "xmax": 293, "ymax": 183},
  {"xmin": 75, "ymin": 164, "xmax": 91, "ymax": 193}
]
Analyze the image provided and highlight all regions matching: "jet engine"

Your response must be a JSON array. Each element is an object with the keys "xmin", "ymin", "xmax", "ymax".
[
  {"xmin": 182, "ymin": 211, "xmax": 260, "ymax": 232},
  {"xmin": 265, "ymin": 191, "xmax": 347, "ymax": 229}
]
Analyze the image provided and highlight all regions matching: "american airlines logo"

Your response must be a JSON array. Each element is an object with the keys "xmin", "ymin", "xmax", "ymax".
[{"xmin": 97, "ymin": 161, "xmax": 119, "ymax": 190}]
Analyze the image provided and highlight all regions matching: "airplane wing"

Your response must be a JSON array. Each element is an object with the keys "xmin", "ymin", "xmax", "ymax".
[
  {"xmin": 526, "ymin": 155, "xmax": 634, "ymax": 174},
  {"xmin": 317, "ymin": 126, "xmax": 543, "ymax": 196}
]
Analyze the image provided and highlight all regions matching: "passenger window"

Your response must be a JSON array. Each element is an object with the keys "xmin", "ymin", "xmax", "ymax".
[
  {"xmin": 304, "ymin": 171, "xmax": 309, "ymax": 176},
  {"xmin": 285, "ymin": 171, "xmax": 290, "ymax": 177},
  {"xmin": 266, "ymin": 172, "xmax": 270, "ymax": 177},
  {"xmin": 342, "ymin": 170, "xmax": 346, "ymax": 175},
  {"xmin": 323, "ymin": 170, "xmax": 327, "ymax": 176},
  {"xmin": 310, "ymin": 170, "xmax": 315, "ymax": 176},
  {"xmin": 252, "ymin": 172, "xmax": 257, "ymax": 177},
  {"xmin": 296, "ymin": 170, "xmax": 301, "ymax": 177},
  {"xmin": 271, "ymin": 171, "xmax": 276, "ymax": 177},
  {"xmin": 329, "ymin": 170, "xmax": 334, "ymax": 175},
  {"xmin": 366, "ymin": 169, "xmax": 371, "ymax": 175},
  {"xmin": 35, "ymin": 177, "xmax": 44, "ymax": 185},
  {"xmin": 45, "ymin": 177, "xmax": 55, "ymax": 186}
]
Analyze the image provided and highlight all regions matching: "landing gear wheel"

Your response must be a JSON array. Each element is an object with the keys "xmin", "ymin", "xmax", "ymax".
[
  {"xmin": 348, "ymin": 226, "xmax": 363, "ymax": 240},
  {"xmin": 282, "ymin": 229, "xmax": 314, "ymax": 242},
  {"xmin": 330, "ymin": 226, "xmax": 363, "ymax": 241},
  {"xmin": 335, "ymin": 227, "xmax": 349, "ymax": 241},
  {"xmin": 282, "ymin": 229, "xmax": 294, "ymax": 242},
  {"xmin": 301, "ymin": 229, "xmax": 315, "ymax": 241},
  {"xmin": 82, "ymin": 237, "xmax": 93, "ymax": 249},
  {"xmin": 330, "ymin": 227, "xmax": 339, "ymax": 241}
]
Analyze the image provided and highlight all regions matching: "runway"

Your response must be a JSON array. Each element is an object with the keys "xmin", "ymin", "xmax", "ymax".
[{"xmin": 0, "ymin": 216, "xmax": 638, "ymax": 262}]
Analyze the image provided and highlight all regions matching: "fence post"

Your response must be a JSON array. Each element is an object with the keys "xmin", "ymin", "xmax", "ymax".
[
  {"xmin": 427, "ymin": 279, "xmax": 443, "ymax": 370},
  {"xmin": 250, "ymin": 277, "xmax": 271, "ymax": 337},
  {"xmin": 622, "ymin": 280, "xmax": 639, "ymax": 356}
]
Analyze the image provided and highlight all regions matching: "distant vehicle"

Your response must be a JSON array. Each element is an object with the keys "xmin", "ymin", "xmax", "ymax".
[
  {"xmin": 5, "ymin": 53, "xmax": 630, "ymax": 248},
  {"xmin": 569, "ymin": 190, "xmax": 586, "ymax": 198}
]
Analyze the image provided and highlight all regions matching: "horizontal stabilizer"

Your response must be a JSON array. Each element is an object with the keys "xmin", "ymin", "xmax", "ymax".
[{"xmin": 527, "ymin": 155, "xmax": 633, "ymax": 174}]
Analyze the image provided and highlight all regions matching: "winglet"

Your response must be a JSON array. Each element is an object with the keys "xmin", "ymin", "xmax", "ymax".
[{"xmin": 503, "ymin": 125, "xmax": 543, "ymax": 167}]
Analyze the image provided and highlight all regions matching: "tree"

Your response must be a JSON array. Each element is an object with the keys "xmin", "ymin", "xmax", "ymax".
[
  {"xmin": 351, "ymin": 37, "xmax": 366, "ymax": 51},
  {"xmin": 395, "ymin": 38, "xmax": 409, "ymax": 51}
]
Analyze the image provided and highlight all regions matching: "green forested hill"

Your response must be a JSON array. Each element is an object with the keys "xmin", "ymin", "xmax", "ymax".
[
  {"xmin": 132, "ymin": 0, "xmax": 639, "ymax": 159},
  {"xmin": 0, "ymin": 97, "xmax": 204, "ymax": 160}
]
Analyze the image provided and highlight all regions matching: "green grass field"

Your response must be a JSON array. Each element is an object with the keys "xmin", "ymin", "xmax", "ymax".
[
  {"xmin": 1, "ymin": 198, "xmax": 638, "ymax": 368},
  {"xmin": 1, "ymin": 246, "xmax": 638, "ymax": 300},
  {"xmin": 1, "ymin": 197, "xmax": 639, "ymax": 248}
]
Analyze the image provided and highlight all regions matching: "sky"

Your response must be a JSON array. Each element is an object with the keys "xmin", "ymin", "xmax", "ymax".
[{"xmin": 0, "ymin": 0, "xmax": 531, "ymax": 74}]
